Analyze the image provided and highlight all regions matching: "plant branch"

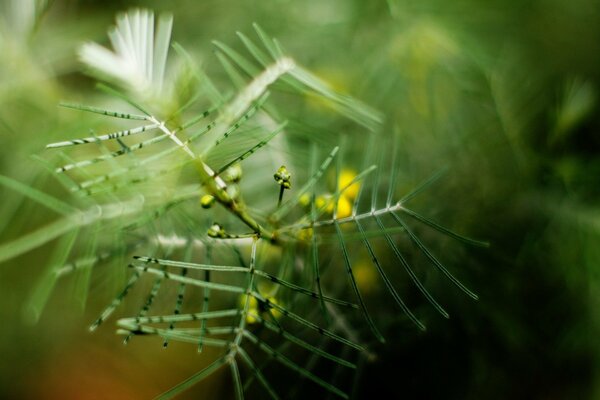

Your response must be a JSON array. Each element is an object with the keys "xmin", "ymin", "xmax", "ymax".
[{"xmin": 155, "ymin": 116, "xmax": 275, "ymax": 240}]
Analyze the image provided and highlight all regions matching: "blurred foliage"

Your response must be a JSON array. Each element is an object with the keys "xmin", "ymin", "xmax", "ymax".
[{"xmin": 0, "ymin": 0, "xmax": 599, "ymax": 399}]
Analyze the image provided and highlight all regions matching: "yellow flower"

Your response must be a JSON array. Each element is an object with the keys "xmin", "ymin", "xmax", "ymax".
[
  {"xmin": 239, "ymin": 295, "xmax": 259, "ymax": 324},
  {"xmin": 335, "ymin": 195, "xmax": 353, "ymax": 218},
  {"xmin": 238, "ymin": 295, "xmax": 282, "ymax": 324},
  {"xmin": 353, "ymin": 260, "xmax": 378, "ymax": 294},
  {"xmin": 299, "ymin": 193, "xmax": 311, "ymax": 208},
  {"xmin": 296, "ymin": 227, "xmax": 314, "ymax": 241},
  {"xmin": 315, "ymin": 193, "xmax": 353, "ymax": 217},
  {"xmin": 338, "ymin": 169, "xmax": 360, "ymax": 200},
  {"xmin": 315, "ymin": 195, "xmax": 329, "ymax": 212},
  {"xmin": 263, "ymin": 297, "xmax": 282, "ymax": 320}
]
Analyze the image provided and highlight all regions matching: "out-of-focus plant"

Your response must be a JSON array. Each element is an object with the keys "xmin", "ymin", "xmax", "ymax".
[{"xmin": 0, "ymin": 7, "xmax": 488, "ymax": 399}]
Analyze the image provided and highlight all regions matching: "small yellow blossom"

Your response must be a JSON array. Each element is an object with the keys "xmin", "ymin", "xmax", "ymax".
[
  {"xmin": 264, "ymin": 297, "xmax": 282, "ymax": 320},
  {"xmin": 238, "ymin": 295, "xmax": 259, "ymax": 324},
  {"xmin": 353, "ymin": 260, "xmax": 378, "ymax": 294},
  {"xmin": 238, "ymin": 295, "xmax": 282, "ymax": 324},
  {"xmin": 315, "ymin": 194, "xmax": 353, "ymax": 217},
  {"xmin": 338, "ymin": 169, "xmax": 360, "ymax": 200},
  {"xmin": 325, "ymin": 197, "xmax": 335, "ymax": 214},
  {"xmin": 296, "ymin": 227, "xmax": 314, "ymax": 241},
  {"xmin": 299, "ymin": 193, "xmax": 311, "ymax": 208},
  {"xmin": 315, "ymin": 195, "xmax": 328, "ymax": 211},
  {"xmin": 335, "ymin": 195, "xmax": 353, "ymax": 218}
]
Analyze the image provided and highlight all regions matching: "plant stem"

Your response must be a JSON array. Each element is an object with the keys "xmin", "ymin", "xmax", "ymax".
[{"xmin": 278, "ymin": 185, "xmax": 285, "ymax": 207}]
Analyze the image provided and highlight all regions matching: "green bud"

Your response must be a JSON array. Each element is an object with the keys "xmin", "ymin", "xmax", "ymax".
[
  {"xmin": 200, "ymin": 194, "xmax": 215, "ymax": 208},
  {"xmin": 274, "ymin": 165, "xmax": 291, "ymax": 189},
  {"xmin": 223, "ymin": 163, "xmax": 243, "ymax": 183},
  {"xmin": 207, "ymin": 222, "xmax": 226, "ymax": 238}
]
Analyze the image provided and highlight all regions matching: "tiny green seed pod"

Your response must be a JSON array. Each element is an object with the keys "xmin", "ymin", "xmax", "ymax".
[
  {"xmin": 207, "ymin": 222, "xmax": 225, "ymax": 238},
  {"xmin": 200, "ymin": 194, "xmax": 215, "ymax": 208},
  {"xmin": 223, "ymin": 163, "xmax": 243, "ymax": 183}
]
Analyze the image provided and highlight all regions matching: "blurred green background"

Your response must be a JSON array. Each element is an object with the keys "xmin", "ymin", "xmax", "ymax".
[{"xmin": 1, "ymin": 0, "xmax": 599, "ymax": 398}]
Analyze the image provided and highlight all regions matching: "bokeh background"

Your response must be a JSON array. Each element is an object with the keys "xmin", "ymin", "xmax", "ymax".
[{"xmin": 1, "ymin": 0, "xmax": 599, "ymax": 399}]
